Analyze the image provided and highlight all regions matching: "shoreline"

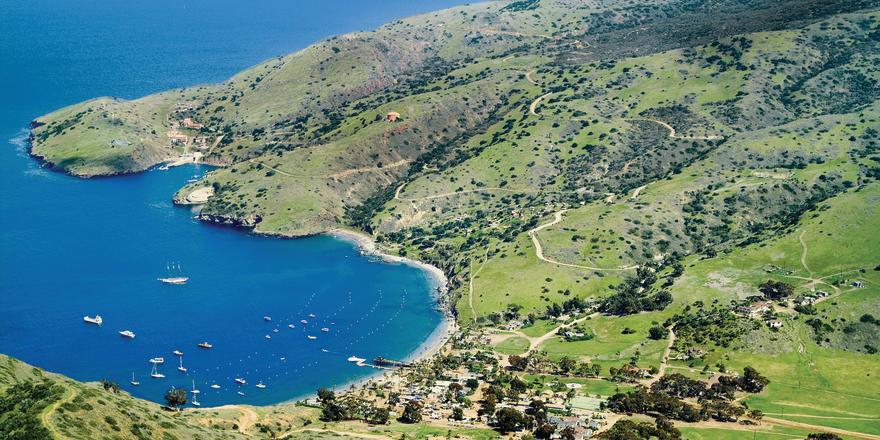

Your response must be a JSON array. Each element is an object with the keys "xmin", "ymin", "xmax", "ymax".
[
  {"xmin": 265, "ymin": 227, "xmax": 456, "ymax": 405},
  {"xmin": 321, "ymin": 228, "xmax": 458, "ymax": 390}
]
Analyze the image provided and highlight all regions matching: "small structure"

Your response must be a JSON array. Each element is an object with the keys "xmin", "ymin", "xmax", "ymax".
[
  {"xmin": 767, "ymin": 320, "xmax": 782, "ymax": 329},
  {"xmin": 386, "ymin": 111, "xmax": 401, "ymax": 122},
  {"xmin": 182, "ymin": 118, "xmax": 204, "ymax": 129}
]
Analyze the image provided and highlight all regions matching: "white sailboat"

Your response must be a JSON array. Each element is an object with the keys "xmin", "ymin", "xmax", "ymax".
[
  {"xmin": 150, "ymin": 363, "xmax": 165, "ymax": 379},
  {"xmin": 158, "ymin": 262, "xmax": 188, "ymax": 285},
  {"xmin": 130, "ymin": 372, "xmax": 140, "ymax": 386},
  {"xmin": 190, "ymin": 380, "xmax": 201, "ymax": 406},
  {"xmin": 177, "ymin": 356, "xmax": 187, "ymax": 373}
]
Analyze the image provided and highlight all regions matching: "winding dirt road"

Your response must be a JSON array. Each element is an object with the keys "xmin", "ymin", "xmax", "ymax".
[
  {"xmin": 529, "ymin": 92, "xmax": 553, "ymax": 116},
  {"xmin": 625, "ymin": 118, "xmax": 722, "ymax": 141},
  {"xmin": 528, "ymin": 210, "xmax": 639, "ymax": 272}
]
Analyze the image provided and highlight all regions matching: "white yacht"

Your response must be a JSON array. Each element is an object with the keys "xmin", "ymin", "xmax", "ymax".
[
  {"xmin": 119, "ymin": 330, "xmax": 135, "ymax": 339},
  {"xmin": 83, "ymin": 315, "xmax": 103, "ymax": 325},
  {"xmin": 235, "ymin": 377, "xmax": 246, "ymax": 385},
  {"xmin": 149, "ymin": 357, "xmax": 165, "ymax": 364},
  {"xmin": 197, "ymin": 342, "xmax": 213, "ymax": 349},
  {"xmin": 173, "ymin": 350, "xmax": 184, "ymax": 356},
  {"xmin": 255, "ymin": 382, "xmax": 266, "ymax": 389}
]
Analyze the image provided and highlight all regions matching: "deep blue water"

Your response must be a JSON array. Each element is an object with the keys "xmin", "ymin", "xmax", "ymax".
[{"xmin": 0, "ymin": 0, "xmax": 461, "ymax": 406}]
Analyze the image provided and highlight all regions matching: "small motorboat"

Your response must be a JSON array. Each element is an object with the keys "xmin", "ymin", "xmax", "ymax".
[
  {"xmin": 307, "ymin": 335, "xmax": 317, "ymax": 340},
  {"xmin": 300, "ymin": 319, "xmax": 308, "ymax": 324},
  {"xmin": 83, "ymin": 315, "xmax": 103, "ymax": 326},
  {"xmin": 280, "ymin": 357, "xmax": 286, "ymax": 361},
  {"xmin": 273, "ymin": 328, "xmax": 279, "ymax": 333},
  {"xmin": 288, "ymin": 324, "xmax": 295, "ymax": 329},
  {"xmin": 119, "ymin": 330, "xmax": 136, "ymax": 339},
  {"xmin": 255, "ymin": 382, "xmax": 266, "ymax": 389},
  {"xmin": 173, "ymin": 350, "xmax": 183, "ymax": 356},
  {"xmin": 237, "ymin": 391, "xmax": 245, "ymax": 396},
  {"xmin": 265, "ymin": 334, "xmax": 271, "ymax": 339},
  {"xmin": 149, "ymin": 357, "xmax": 165, "ymax": 364},
  {"xmin": 320, "ymin": 327, "xmax": 330, "ymax": 332},
  {"xmin": 263, "ymin": 316, "xmax": 272, "ymax": 321},
  {"xmin": 210, "ymin": 384, "xmax": 221, "ymax": 389},
  {"xmin": 347, "ymin": 356, "xmax": 366, "ymax": 363},
  {"xmin": 235, "ymin": 377, "xmax": 246, "ymax": 385},
  {"xmin": 308, "ymin": 313, "xmax": 316, "ymax": 318},
  {"xmin": 321, "ymin": 349, "xmax": 329, "ymax": 353},
  {"xmin": 197, "ymin": 342, "xmax": 213, "ymax": 349}
]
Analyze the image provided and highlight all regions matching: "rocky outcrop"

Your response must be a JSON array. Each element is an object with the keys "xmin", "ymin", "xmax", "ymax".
[{"xmin": 197, "ymin": 212, "xmax": 262, "ymax": 228}]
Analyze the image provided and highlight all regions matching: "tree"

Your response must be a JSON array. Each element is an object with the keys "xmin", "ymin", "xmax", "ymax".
[
  {"xmin": 559, "ymin": 356, "xmax": 577, "ymax": 374},
  {"xmin": 164, "ymin": 387, "xmax": 187, "ymax": 411},
  {"xmin": 317, "ymin": 387, "xmax": 336, "ymax": 403},
  {"xmin": 738, "ymin": 366, "xmax": 769, "ymax": 393},
  {"xmin": 452, "ymin": 407, "xmax": 464, "ymax": 421},
  {"xmin": 511, "ymin": 376, "xmax": 528, "ymax": 393},
  {"xmin": 366, "ymin": 406, "xmax": 390, "ymax": 425},
  {"xmin": 533, "ymin": 423, "xmax": 555, "ymax": 439},
  {"xmin": 648, "ymin": 325, "xmax": 666, "ymax": 340},
  {"xmin": 100, "ymin": 379, "xmax": 120, "ymax": 394},
  {"xmin": 478, "ymin": 393, "xmax": 497, "ymax": 417},
  {"xmin": 806, "ymin": 434, "xmax": 842, "ymax": 440},
  {"xmin": 494, "ymin": 407, "xmax": 527, "ymax": 433},
  {"xmin": 560, "ymin": 426, "xmax": 577, "ymax": 440},
  {"xmin": 509, "ymin": 355, "xmax": 529, "ymax": 371},
  {"xmin": 399, "ymin": 401, "xmax": 422, "ymax": 423}
]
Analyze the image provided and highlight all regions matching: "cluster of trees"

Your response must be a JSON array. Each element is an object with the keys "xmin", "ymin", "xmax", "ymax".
[
  {"xmin": 0, "ymin": 380, "xmax": 64, "ymax": 439},
  {"xmin": 545, "ymin": 297, "xmax": 591, "ymax": 318},
  {"xmin": 605, "ymin": 368, "xmax": 769, "ymax": 423},
  {"xmin": 600, "ymin": 268, "xmax": 672, "ymax": 316},
  {"xmin": 759, "ymin": 280, "xmax": 795, "ymax": 300},
  {"xmin": 596, "ymin": 417, "xmax": 681, "ymax": 440},
  {"xmin": 316, "ymin": 388, "xmax": 392, "ymax": 425},
  {"xmin": 508, "ymin": 353, "xmax": 601, "ymax": 377},
  {"xmin": 667, "ymin": 304, "xmax": 756, "ymax": 349}
]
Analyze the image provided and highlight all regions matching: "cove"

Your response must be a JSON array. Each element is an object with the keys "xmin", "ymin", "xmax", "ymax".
[{"xmin": 0, "ymin": 0, "xmax": 462, "ymax": 406}]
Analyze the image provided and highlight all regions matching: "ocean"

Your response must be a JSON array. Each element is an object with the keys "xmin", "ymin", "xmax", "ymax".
[{"xmin": 0, "ymin": 0, "xmax": 462, "ymax": 406}]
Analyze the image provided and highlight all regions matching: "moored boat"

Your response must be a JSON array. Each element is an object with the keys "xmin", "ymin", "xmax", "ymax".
[
  {"xmin": 83, "ymin": 315, "xmax": 103, "ymax": 325},
  {"xmin": 119, "ymin": 330, "xmax": 135, "ymax": 338},
  {"xmin": 197, "ymin": 341, "xmax": 213, "ymax": 349}
]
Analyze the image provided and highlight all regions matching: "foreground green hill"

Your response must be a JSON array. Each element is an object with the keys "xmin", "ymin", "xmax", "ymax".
[{"xmin": 23, "ymin": 0, "xmax": 880, "ymax": 438}]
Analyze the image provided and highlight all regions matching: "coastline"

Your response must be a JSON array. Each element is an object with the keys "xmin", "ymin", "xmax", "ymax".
[{"xmin": 305, "ymin": 228, "xmax": 457, "ymax": 398}]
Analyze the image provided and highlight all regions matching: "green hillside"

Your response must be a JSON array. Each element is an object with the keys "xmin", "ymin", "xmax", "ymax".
[{"xmin": 22, "ymin": 0, "xmax": 880, "ymax": 438}]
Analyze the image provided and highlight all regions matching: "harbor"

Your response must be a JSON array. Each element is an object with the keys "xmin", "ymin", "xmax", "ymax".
[{"xmin": 0, "ymin": 163, "xmax": 445, "ymax": 407}]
